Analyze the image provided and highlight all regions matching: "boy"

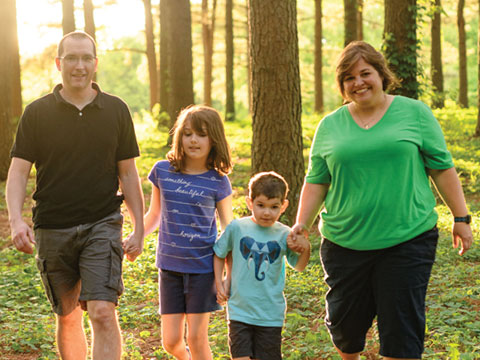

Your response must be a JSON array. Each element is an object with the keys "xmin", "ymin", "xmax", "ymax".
[{"xmin": 214, "ymin": 171, "xmax": 310, "ymax": 360}]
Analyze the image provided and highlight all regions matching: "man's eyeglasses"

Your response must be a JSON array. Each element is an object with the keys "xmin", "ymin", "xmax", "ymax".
[{"xmin": 59, "ymin": 55, "xmax": 96, "ymax": 64}]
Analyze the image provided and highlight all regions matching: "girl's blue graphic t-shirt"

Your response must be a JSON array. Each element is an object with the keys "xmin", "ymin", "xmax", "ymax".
[{"xmin": 148, "ymin": 160, "xmax": 232, "ymax": 273}]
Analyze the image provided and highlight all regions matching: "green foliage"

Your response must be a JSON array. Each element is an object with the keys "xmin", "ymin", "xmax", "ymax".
[
  {"xmin": 17, "ymin": 0, "xmax": 480, "ymax": 117},
  {"xmin": 151, "ymin": 103, "xmax": 171, "ymax": 131},
  {"xmin": 419, "ymin": 0, "xmax": 479, "ymax": 107},
  {"xmin": 97, "ymin": 37, "xmax": 149, "ymax": 114},
  {"xmin": 21, "ymin": 44, "xmax": 60, "ymax": 105},
  {"xmin": 2, "ymin": 102, "xmax": 480, "ymax": 359},
  {"xmin": 0, "ymin": 248, "xmax": 57, "ymax": 358}
]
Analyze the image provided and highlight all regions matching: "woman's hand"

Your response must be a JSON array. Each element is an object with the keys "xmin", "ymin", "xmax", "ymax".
[
  {"xmin": 428, "ymin": 167, "xmax": 473, "ymax": 255},
  {"xmin": 452, "ymin": 222, "xmax": 473, "ymax": 255}
]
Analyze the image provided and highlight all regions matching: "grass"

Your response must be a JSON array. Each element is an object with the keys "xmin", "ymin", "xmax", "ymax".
[{"xmin": 0, "ymin": 103, "xmax": 479, "ymax": 359}]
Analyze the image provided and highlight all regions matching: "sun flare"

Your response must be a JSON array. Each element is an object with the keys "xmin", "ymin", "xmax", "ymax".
[{"xmin": 16, "ymin": 0, "xmax": 145, "ymax": 57}]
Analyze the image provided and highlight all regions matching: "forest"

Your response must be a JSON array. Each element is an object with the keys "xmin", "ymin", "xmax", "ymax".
[{"xmin": 0, "ymin": 0, "xmax": 480, "ymax": 359}]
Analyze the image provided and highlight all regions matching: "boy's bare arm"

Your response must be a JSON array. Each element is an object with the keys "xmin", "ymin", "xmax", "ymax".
[
  {"xmin": 214, "ymin": 255, "xmax": 229, "ymax": 304},
  {"xmin": 224, "ymin": 252, "xmax": 232, "ymax": 297}
]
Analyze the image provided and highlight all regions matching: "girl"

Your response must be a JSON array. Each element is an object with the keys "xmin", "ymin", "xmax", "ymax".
[{"xmin": 144, "ymin": 105, "xmax": 233, "ymax": 360}]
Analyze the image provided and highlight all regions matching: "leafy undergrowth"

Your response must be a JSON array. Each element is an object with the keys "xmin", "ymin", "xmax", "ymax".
[{"xmin": 1, "ymin": 105, "xmax": 479, "ymax": 359}]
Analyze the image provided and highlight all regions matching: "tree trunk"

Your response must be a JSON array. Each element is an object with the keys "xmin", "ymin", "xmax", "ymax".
[
  {"xmin": 225, "ymin": 0, "xmax": 235, "ymax": 121},
  {"xmin": 357, "ymin": 0, "xmax": 363, "ymax": 40},
  {"xmin": 431, "ymin": 0, "xmax": 444, "ymax": 108},
  {"xmin": 246, "ymin": 4, "xmax": 252, "ymax": 115},
  {"xmin": 159, "ymin": 0, "xmax": 170, "ymax": 119},
  {"xmin": 83, "ymin": 0, "xmax": 96, "ymax": 81},
  {"xmin": 202, "ymin": 0, "xmax": 217, "ymax": 106},
  {"xmin": 383, "ymin": 0, "xmax": 418, "ymax": 99},
  {"xmin": 9, "ymin": 0, "xmax": 22, "ymax": 119},
  {"xmin": 167, "ymin": 0, "xmax": 194, "ymax": 133},
  {"xmin": 457, "ymin": 0, "xmax": 468, "ymax": 108},
  {"xmin": 62, "ymin": 0, "xmax": 76, "ymax": 34},
  {"xmin": 249, "ymin": 0, "xmax": 304, "ymax": 223},
  {"xmin": 314, "ymin": 0, "xmax": 324, "ymax": 113},
  {"xmin": 476, "ymin": 0, "xmax": 480, "ymax": 136},
  {"xmin": 144, "ymin": 0, "xmax": 159, "ymax": 110},
  {"xmin": 344, "ymin": 0, "xmax": 358, "ymax": 46},
  {"xmin": 83, "ymin": 0, "xmax": 96, "ymax": 40},
  {"xmin": 0, "ymin": 0, "xmax": 15, "ymax": 180}
]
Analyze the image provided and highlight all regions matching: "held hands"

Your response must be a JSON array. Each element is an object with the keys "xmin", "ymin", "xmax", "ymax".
[
  {"xmin": 452, "ymin": 222, "xmax": 473, "ymax": 256},
  {"xmin": 122, "ymin": 231, "xmax": 144, "ymax": 262},
  {"xmin": 287, "ymin": 226, "xmax": 310, "ymax": 253},
  {"xmin": 216, "ymin": 277, "xmax": 231, "ymax": 305},
  {"xmin": 10, "ymin": 218, "xmax": 36, "ymax": 254}
]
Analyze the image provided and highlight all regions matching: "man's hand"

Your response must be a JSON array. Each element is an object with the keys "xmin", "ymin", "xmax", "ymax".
[
  {"xmin": 10, "ymin": 218, "xmax": 35, "ymax": 254},
  {"xmin": 122, "ymin": 232, "xmax": 144, "ymax": 262}
]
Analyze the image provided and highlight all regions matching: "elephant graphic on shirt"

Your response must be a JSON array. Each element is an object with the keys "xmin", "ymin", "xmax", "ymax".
[{"xmin": 240, "ymin": 236, "xmax": 281, "ymax": 281}]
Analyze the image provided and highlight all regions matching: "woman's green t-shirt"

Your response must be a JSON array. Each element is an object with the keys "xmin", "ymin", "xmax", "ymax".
[{"xmin": 306, "ymin": 96, "xmax": 454, "ymax": 250}]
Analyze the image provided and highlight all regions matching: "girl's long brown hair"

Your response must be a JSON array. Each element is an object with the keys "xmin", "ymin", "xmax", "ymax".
[{"xmin": 167, "ymin": 105, "xmax": 233, "ymax": 176}]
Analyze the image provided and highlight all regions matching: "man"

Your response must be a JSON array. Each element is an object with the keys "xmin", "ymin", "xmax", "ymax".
[{"xmin": 6, "ymin": 31, "xmax": 144, "ymax": 360}]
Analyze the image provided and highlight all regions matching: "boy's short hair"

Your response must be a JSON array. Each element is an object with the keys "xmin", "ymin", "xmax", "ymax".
[{"xmin": 248, "ymin": 171, "xmax": 289, "ymax": 201}]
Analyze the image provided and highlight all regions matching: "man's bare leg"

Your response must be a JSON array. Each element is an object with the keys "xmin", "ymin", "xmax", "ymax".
[
  {"xmin": 57, "ymin": 305, "xmax": 87, "ymax": 360},
  {"xmin": 87, "ymin": 300, "xmax": 122, "ymax": 360}
]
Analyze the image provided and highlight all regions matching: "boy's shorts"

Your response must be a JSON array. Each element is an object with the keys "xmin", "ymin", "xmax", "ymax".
[
  {"xmin": 158, "ymin": 269, "xmax": 221, "ymax": 314},
  {"xmin": 228, "ymin": 319, "xmax": 282, "ymax": 360},
  {"xmin": 34, "ymin": 210, "xmax": 124, "ymax": 316},
  {"xmin": 321, "ymin": 227, "xmax": 438, "ymax": 359}
]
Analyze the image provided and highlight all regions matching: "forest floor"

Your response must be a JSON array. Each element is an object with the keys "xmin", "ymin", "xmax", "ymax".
[{"xmin": 1, "ymin": 109, "xmax": 479, "ymax": 359}]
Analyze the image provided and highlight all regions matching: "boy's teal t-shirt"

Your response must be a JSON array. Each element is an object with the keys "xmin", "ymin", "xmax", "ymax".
[
  {"xmin": 306, "ymin": 96, "xmax": 454, "ymax": 250},
  {"xmin": 213, "ymin": 217, "xmax": 299, "ymax": 327}
]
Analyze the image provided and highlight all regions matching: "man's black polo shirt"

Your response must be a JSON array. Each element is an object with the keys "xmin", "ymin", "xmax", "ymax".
[{"xmin": 11, "ymin": 83, "xmax": 140, "ymax": 229}]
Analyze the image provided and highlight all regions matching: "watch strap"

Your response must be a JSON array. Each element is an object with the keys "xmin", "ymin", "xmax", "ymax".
[{"xmin": 454, "ymin": 214, "xmax": 471, "ymax": 224}]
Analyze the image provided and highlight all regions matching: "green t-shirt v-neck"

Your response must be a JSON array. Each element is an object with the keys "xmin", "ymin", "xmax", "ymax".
[{"xmin": 306, "ymin": 95, "xmax": 454, "ymax": 250}]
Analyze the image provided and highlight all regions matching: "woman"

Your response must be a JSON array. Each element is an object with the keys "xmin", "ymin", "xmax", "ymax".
[{"xmin": 291, "ymin": 41, "xmax": 473, "ymax": 360}]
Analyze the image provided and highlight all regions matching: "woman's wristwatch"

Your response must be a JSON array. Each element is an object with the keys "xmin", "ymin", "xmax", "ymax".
[{"xmin": 454, "ymin": 214, "xmax": 472, "ymax": 224}]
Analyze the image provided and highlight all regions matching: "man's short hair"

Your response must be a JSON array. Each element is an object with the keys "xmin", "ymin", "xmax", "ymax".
[
  {"xmin": 248, "ymin": 171, "xmax": 289, "ymax": 201},
  {"xmin": 58, "ymin": 31, "xmax": 97, "ymax": 57}
]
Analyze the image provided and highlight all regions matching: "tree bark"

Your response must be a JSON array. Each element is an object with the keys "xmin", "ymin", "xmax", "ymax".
[
  {"xmin": 357, "ymin": 0, "xmax": 363, "ymax": 40},
  {"xmin": 62, "ymin": 0, "xmax": 76, "ymax": 35},
  {"xmin": 476, "ymin": 0, "xmax": 480, "ymax": 136},
  {"xmin": 167, "ymin": 0, "xmax": 194, "ymax": 133},
  {"xmin": 0, "ymin": 0, "xmax": 15, "ymax": 180},
  {"xmin": 7, "ymin": 0, "xmax": 22, "ymax": 119},
  {"xmin": 344, "ymin": 0, "xmax": 358, "ymax": 46},
  {"xmin": 144, "ymin": 0, "xmax": 159, "ymax": 110},
  {"xmin": 383, "ymin": 0, "xmax": 418, "ymax": 99},
  {"xmin": 431, "ymin": 0, "xmax": 444, "ymax": 108},
  {"xmin": 314, "ymin": 0, "xmax": 324, "ymax": 113},
  {"xmin": 83, "ymin": 0, "xmax": 96, "ymax": 81},
  {"xmin": 457, "ymin": 0, "xmax": 468, "ymax": 108},
  {"xmin": 225, "ymin": 0, "xmax": 235, "ymax": 121},
  {"xmin": 83, "ymin": 0, "xmax": 96, "ymax": 40},
  {"xmin": 246, "ymin": 4, "xmax": 252, "ymax": 115},
  {"xmin": 159, "ymin": 0, "xmax": 170, "ymax": 118},
  {"xmin": 202, "ymin": 0, "xmax": 217, "ymax": 106},
  {"xmin": 249, "ymin": 0, "xmax": 304, "ymax": 223}
]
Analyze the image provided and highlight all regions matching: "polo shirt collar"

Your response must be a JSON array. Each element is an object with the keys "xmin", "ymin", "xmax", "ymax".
[{"xmin": 53, "ymin": 82, "xmax": 105, "ymax": 109}]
